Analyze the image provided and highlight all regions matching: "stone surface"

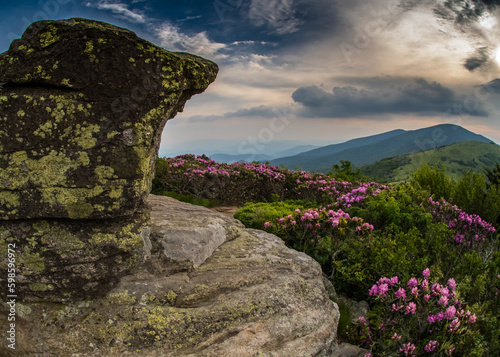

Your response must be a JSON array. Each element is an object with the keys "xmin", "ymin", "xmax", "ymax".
[
  {"xmin": 0, "ymin": 19, "xmax": 217, "ymax": 301},
  {"xmin": 0, "ymin": 207, "xmax": 150, "ymax": 302},
  {"xmin": 0, "ymin": 18, "xmax": 218, "ymax": 220},
  {"xmin": 338, "ymin": 297, "xmax": 369, "ymax": 324},
  {"xmin": 150, "ymin": 195, "xmax": 229, "ymax": 266},
  {"xmin": 0, "ymin": 195, "xmax": 340, "ymax": 356},
  {"xmin": 331, "ymin": 343, "xmax": 370, "ymax": 357}
]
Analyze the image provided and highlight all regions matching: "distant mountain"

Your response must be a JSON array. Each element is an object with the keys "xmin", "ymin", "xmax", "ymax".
[
  {"xmin": 209, "ymin": 153, "xmax": 275, "ymax": 164},
  {"xmin": 482, "ymin": 78, "xmax": 500, "ymax": 94},
  {"xmin": 270, "ymin": 124, "xmax": 494, "ymax": 172},
  {"xmin": 209, "ymin": 145, "xmax": 320, "ymax": 164},
  {"xmin": 273, "ymin": 145, "xmax": 320, "ymax": 159},
  {"xmin": 360, "ymin": 141, "xmax": 500, "ymax": 183}
]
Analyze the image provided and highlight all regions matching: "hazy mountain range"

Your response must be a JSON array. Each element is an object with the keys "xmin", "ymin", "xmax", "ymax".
[
  {"xmin": 269, "ymin": 124, "xmax": 494, "ymax": 172},
  {"xmin": 165, "ymin": 124, "xmax": 499, "ymax": 179}
]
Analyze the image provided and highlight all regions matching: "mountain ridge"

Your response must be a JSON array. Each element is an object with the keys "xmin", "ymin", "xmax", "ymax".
[
  {"xmin": 359, "ymin": 141, "xmax": 500, "ymax": 183},
  {"xmin": 270, "ymin": 124, "xmax": 494, "ymax": 172}
]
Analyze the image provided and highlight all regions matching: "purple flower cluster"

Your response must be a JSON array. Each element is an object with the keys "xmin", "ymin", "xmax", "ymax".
[
  {"xmin": 357, "ymin": 269, "xmax": 478, "ymax": 356},
  {"xmin": 292, "ymin": 174, "xmax": 387, "ymax": 208},
  {"xmin": 264, "ymin": 207, "xmax": 374, "ymax": 247},
  {"xmin": 427, "ymin": 197, "xmax": 496, "ymax": 249},
  {"xmin": 156, "ymin": 155, "xmax": 388, "ymax": 206}
]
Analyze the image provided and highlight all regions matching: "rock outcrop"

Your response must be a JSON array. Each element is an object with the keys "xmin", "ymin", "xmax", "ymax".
[
  {"xmin": 0, "ymin": 19, "xmax": 341, "ymax": 356},
  {"xmin": 0, "ymin": 18, "xmax": 217, "ymax": 301},
  {"xmin": 1, "ymin": 195, "xmax": 340, "ymax": 356}
]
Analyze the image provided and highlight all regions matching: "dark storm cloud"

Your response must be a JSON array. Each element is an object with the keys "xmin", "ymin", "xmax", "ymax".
[
  {"xmin": 187, "ymin": 105, "xmax": 281, "ymax": 122},
  {"xmin": 292, "ymin": 78, "xmax": 490, "ymax": 118},
  {"xmin": 434, "ymin": 0, "xmax": 500, "ymax": 23},
  {"xmin": 464, "ymin": 48, "xmax": 489, "ymax": 72}
]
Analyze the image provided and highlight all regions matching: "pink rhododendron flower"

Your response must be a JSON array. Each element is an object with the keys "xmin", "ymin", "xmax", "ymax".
[
  {"xmin": 405, "ymin": 302, "xmax": 417, "ymax": 315},
  {"xmin": 378, "ymin": 283, "xmax": 389, "ymax": 297},
  {"xmin": 395, "ymin": 288, "xmax": 406, "ymax": 300},
  {"xmin": 391, "ymin": 333, "xmax": 402, "ymax": 341},
  {"xmin": 422, "ymin": 268, "xmax": 430, "ymax": 279},
  {"xmin": 438, "ymin": 295, "xmax": 449, "ymax": 307},
  {"xmin": 408, "ymin": 277, "xmax": 418, "ymax": 288},
  {"xmin": 445, "ymin": 306, "xmax": 456, "ymax": 320},
  {"xmin": 448, "ymin": 278, "xmax": 456, "ymax": 291},
  {"xmin": 400, "ymin": 342, "xmax": 416, "ymax": 356},
  {"xmin": 425, "ymin": 340, "xmax": 439, "ymax": 352}
]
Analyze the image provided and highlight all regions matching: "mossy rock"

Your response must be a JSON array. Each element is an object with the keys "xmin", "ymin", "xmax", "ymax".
[
  {"xmin": 0, "ymin": 18, "xmax": 218, "ymax": 219},
  {"xmin": 0, "ymin": 196, "xmax": 339, "ymax": 356},
  {"xmin": 0, "ymin": 206, "xmax": 150, "ymax": 302}
]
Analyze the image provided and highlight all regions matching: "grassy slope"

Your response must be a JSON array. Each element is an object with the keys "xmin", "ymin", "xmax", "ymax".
[{"xmin": 360, "ymin": 141, "xmax": 500, "ymax": 183}]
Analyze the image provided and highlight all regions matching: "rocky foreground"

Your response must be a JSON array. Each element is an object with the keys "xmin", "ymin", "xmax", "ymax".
[
  {"xmin": 1, "ymin": 195, "xmax": 340, "ymax": 356},
  {"xmin": 0, "ymin": 18, "xmax": 367, "ymax": 357}
]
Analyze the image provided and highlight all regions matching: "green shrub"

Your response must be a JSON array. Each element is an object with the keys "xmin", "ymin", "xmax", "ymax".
[
  {"xmin": 411, "ymin": 164, "xmax": 454, "ymax": 201},
  {"xmin": 234, "ymin": 201, "xmax": 315, "ymax": 229}
]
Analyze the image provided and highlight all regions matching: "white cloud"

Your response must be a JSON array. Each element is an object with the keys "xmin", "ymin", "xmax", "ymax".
[
  {"xmin": 156, "ymin": 23, "xmax": 227, "ymax": 60},
  {"xmin": 84, "ymin": 2, "xmax": 146, "ymax": 23},
  {"xmin": 248, "ymin": 0, "xmax": 302, "ymax": 34}
]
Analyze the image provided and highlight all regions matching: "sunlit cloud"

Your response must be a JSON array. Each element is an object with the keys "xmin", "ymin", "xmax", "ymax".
[
  {"xmin": 84, "ymin": 1, "xmax": 146, "ymax": 23},
  {"xmin": 155, "ymin": 22, "xmax": 227, "ymax": 60}
]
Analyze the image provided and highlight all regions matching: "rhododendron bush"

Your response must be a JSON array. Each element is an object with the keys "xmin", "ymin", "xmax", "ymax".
[
  {"xmin": 153, "ymin": 156, "xmax": 500, "ymax": 355},
  {"xmin": 352, "ymin": 270, "xmax": 481, "ymax": 356}
]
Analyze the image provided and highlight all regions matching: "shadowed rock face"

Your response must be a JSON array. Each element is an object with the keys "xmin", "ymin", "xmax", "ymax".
[
  {"xmin": 0, "ymin": 18, "xmax": 217, "ymax": 301},
  {"xmin": 0, "ymin": 18, "xmax": 218, "ymax": 219}
]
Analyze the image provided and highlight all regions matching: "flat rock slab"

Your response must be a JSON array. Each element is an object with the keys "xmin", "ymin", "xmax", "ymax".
[{"xmin": 0, "ymin": 195, "xmax": 339, "ymax": 356}]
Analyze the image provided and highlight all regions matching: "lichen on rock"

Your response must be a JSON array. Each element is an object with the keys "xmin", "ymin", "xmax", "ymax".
[
  {"xmin": 0, "ymin": 18, "xmax": 217, "ymax": 302},
  {"xmin": 0, "ymin": 18, "xmax": 218, "ymax": 220},
  {"xmin": 0, "ymin": 195, "xmax": 339, "ymax": 356}
]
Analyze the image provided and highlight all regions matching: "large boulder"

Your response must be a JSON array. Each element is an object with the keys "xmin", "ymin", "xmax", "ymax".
[
  {"xmin": 0, "ymin": 18, "xmax": 217, "ymax": 219},
  {"xmin": 1, "ymin": 195, "xmax": 339, "ymax": 356},
  {"xmin": 0, "ymin": 18, "xmax": 217, "ymax": 301}
]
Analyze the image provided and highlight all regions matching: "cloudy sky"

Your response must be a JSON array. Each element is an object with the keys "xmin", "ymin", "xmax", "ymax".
[{"xmin": 1, "ymin": 0, "xmax": 500, "ymax": 157}]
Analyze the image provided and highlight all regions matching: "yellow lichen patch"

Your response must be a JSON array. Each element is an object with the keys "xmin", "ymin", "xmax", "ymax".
[
  {"xmin": 18, "ymin": 247, "xmax": 45, "ymax": 274},
  {"xmin": 129, "ymin": 57, "xmax": 135, "ymax": 63},
  {"xmin": 94, "ymin": 166, "xmax": 115, "ymax": 184},
  {"xmin": 84, "ymin": 41, "xmax": 97, "ymax": 62},
  {"xmin": 108, "ymin": 187, "xmax": 123, "ymax": 199},
  {"xmin": 0, "ymin": 191, "xmax": 20, "ymax": 209},
  {"xmin": 106, "ymin": 291, "xmax": 137, "ymax": 305},
  {"xmin": 29, "ymin": 283, "xmax": 50, "ymax": 292},
  {"xmin": 71, "ymin": 123, "xmax": 100, "ymax": 150},
  {"xmin": 61, "ymin": 78, "xmax": 72, "ymax": 87},
  {"xmin": 39, "ymin": 25, "xmax": 59, "ymax": 48},
  {"xmin": 106, "ymin": 131, "xmax": 119, "ymax": 139},
  {"xmin": 67, "ymin": 202, "xmax": 94, "ymax": 219},
  {"xmin": 33, "ymin": 121, "xmax": 54, "ymax": 139},
  {"xmin": 17, "ymin": 109, "xmax": 25, "ymax": 117},
  {"xmin": 1, "ymin": 149, "xmax": 93, "ymax": 192}
]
